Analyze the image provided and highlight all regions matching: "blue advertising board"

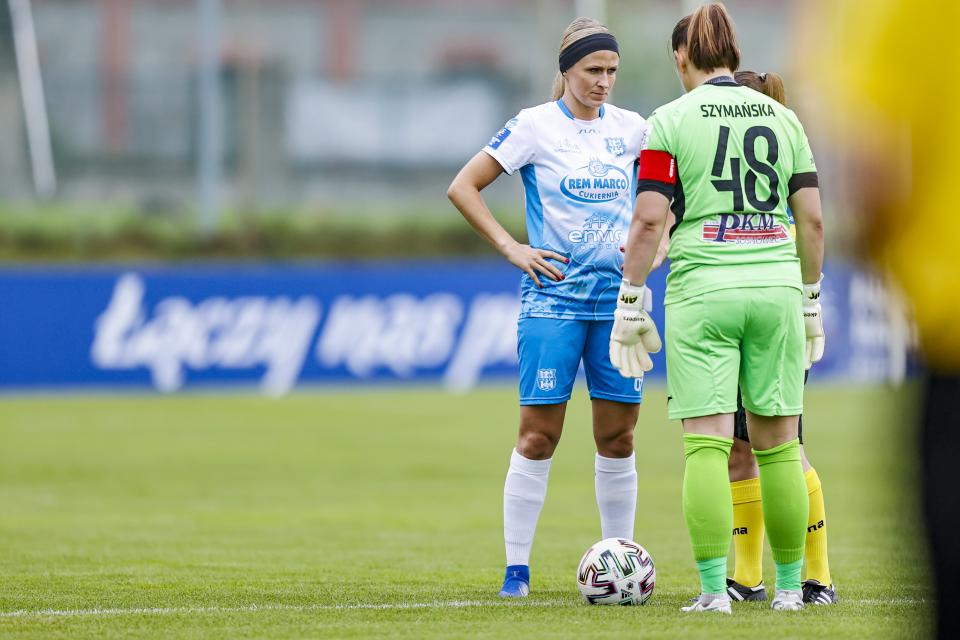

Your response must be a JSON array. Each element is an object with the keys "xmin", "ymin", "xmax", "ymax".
[{"xmin": 0, "ymin": 260, "xmax": 910, "ymax": 394}]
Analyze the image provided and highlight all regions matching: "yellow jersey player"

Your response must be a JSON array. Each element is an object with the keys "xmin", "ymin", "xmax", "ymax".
[{"xmin": 804, "ymin": 0, "xmax": 960, "ymax": 636}]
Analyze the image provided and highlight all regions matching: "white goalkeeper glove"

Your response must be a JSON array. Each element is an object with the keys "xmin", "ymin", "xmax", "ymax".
[
  {"xmin": 609, "ymin": 280, "xmax": 661, "ymax": 378},
  {"xmin": 803, "ymin": 276, "xmax": 825, "ymax": 369}
]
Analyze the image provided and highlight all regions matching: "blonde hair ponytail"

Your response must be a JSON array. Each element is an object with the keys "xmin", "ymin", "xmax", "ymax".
[{"xmin": 551, "ymin": 17, "xmax": 611, "ymax": 100}]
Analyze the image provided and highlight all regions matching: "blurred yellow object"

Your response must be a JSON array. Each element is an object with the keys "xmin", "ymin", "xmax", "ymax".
[{"xmin": 806, "ymin": 0, "xmax": 960, "ymax": 368}]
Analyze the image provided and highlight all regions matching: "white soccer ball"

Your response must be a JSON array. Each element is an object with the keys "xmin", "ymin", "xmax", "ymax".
[{"xmin": 576, "ymin": 537, "xmax": 655, "ymax": 605}]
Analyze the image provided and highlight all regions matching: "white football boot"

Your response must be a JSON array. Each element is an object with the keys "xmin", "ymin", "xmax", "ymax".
[
  {"xmin": 771, "ymin": 589, "xmax": 805, "ymax": 611},
  {"xmin": 680, "ymin": 593, "xmax": 732, "ymax": 614}
]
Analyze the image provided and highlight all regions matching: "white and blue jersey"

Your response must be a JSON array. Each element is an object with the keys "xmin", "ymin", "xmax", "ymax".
[
  {"xmin": 483, "ymin": 100, "xmax": 649, "ymax": 321},
  {"xmin": 483, "ymin": 100, "xmax": 649, "ymax": 405}
]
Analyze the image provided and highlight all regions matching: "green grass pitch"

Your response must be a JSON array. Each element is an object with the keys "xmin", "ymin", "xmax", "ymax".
[{"xmin": 0, "ymin": 385, "xmax": 930, "ymax": 638}]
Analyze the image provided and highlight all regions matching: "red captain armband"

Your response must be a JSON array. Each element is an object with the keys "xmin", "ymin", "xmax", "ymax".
[{"xmin": 637, "ymin": 149, "xmax": 677, "ymax": 185}]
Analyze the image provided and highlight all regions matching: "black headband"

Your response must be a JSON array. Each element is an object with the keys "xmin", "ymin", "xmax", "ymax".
[{"xmin": 559, "ymin": 33, "xmax": 619, "ymax": 73}]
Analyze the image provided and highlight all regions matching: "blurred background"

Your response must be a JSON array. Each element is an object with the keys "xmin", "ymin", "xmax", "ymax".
[
  {"xmin": 0, "ymin": 0, "xmax": 809, "ymax": 214},
  {"xmin": 0, "ymin": 0, "xmax": 911, "ymax": 394}
]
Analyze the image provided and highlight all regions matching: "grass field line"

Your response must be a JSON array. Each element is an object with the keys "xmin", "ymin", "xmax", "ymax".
[
  {"xmin": 0, "ymin": 597, "xmax": 927, "ymax": 619},
  {"xmin": 0, "ymin": 599, "xmax": 570, "ymax": 619}
]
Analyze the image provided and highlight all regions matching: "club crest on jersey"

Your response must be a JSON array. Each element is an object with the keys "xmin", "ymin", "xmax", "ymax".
[
  {"xmin": 560, "ymin": 158, "xmax": 629, "ymax": 203},
  {"xmin": 702, "ymin": 213, "xmax": 790, "ymax": 244},
  {"xmin": 605, "ymin": 137, "xmax": 626, "ymax": 156},
  {"xmin": 537, "ymin": 368, "xmax": 557, "ymax": 391}
]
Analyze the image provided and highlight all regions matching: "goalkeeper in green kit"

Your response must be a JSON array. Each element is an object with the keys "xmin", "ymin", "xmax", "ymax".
[{"xmin": 611, "ymin": 2, "xmax": 825, "ymax": 613}]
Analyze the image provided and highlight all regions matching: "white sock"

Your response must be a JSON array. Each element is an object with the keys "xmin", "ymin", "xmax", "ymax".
[
  {"xmin": 503, "ymin": 448, "xmax": 552, "ymax": 566},
  {"xmin": 595, "ymin": 451, "xmax": 637, "ymax": 540}
]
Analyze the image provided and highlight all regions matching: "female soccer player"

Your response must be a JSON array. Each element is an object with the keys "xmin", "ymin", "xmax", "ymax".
[
  {"xmin": 447, "ymin": 17, "xmax": 650, "ymax": 598},
  {"xmin": 651, "ymin": 33, "xmax": 837, "ymax": 602},
  {"xmin": 612, "ymin": 3, "xmax": 825, "ymax": 613}
]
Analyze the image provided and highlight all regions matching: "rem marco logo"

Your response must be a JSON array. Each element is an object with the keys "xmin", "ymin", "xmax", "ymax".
[
  {"xmin": 560, "ymin": 158, "xmax": 629, "ymax": 203},
  {"xmin": 702, "ymin": 213, "xmax": 790, "ymax": 244}
]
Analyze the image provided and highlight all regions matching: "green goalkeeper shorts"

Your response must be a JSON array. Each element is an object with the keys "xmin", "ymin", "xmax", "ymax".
[{"xmin": 664, "ymin": 286, "xmax": 805, "ymax": 421}]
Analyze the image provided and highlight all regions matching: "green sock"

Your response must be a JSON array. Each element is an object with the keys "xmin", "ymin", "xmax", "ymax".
[
  {"xmin": 753, "ymin": 438, "xmax": 808, "ymax": 592},
  {"xmin": 776, "ymin": 559, "xmax": 804, "ymax": 593},
  {"xmin": 682, "ymin": 433, "xmax": 734, "ymax": 594},
  {"xmin": 696, "ymin": 557, "xmax": 728, "ymax": 595}
]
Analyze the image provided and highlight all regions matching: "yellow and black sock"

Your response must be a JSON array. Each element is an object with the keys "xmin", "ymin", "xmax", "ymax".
[
  {"xmin": 804, "ymin": 467, "xmax": 832, "ymax": 586},
  {"xmin": 730, "ymin": 477, "xmax": 764, "ymax": 587}
]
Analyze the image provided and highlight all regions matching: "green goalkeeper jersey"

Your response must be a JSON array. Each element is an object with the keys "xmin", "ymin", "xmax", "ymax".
[{"xmin": 637, "ymin": 77, "xmax": 818, "ymax": 305}]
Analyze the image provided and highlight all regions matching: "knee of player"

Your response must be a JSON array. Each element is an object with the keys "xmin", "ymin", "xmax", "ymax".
[
  {"xmin": 595, "ymin": 428, "xmax": 634, "ymax": 458},
  {"xmin": 517, "ymin": 430, "xmax": 560, "ymax": 460},
  {"xmin": 728, "ymin": 439, "xmax": 759, "ymax": 481}
]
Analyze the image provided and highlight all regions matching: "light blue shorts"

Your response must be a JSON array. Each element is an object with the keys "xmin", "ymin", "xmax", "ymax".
[{"xmin": 517, "ymin": 317, "xmax": 644, "ymax": 406}]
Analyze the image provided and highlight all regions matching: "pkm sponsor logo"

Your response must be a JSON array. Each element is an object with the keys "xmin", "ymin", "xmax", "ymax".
[
  {"xmin": 559, "ymin": 158, "xmax": 629, "ymax": 203},
  {"xmin": 702, "ymin": 213, "xmax": 790, "ymax": 244}
]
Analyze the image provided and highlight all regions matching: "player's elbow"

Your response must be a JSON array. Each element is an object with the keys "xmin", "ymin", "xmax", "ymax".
[
  {"xmin": 445, "ymin": 180, "xmax": 461, "ymax": 203},
  {"xmin": 632, "ymin": 209, "xmax": 668, "ymax": 235},
  {"xmin": 632, "ymin": 192, "xmax": 671, "ymax": 233},
  {"xmin": 798, "ymin": 214, "xmax": 824, "ymax": 239},
  {"xmin": 635, "ymin": 216, "xmax": 663, "ymax": 235},
  {"xmin": 789, "ymin": 189, "xmax": 824, "ymax": 234},
  {"xmin": 446, "ymin": 177, "xmax": 474, "ymax": 206}
]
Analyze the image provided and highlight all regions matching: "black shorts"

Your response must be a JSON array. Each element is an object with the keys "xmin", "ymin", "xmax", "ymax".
[{"xmin": 734, "ymin": 370, "xmax": 808, "ymax": 444}]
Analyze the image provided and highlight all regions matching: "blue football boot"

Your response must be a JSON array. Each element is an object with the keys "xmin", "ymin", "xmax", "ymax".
[{"xmin": 498, "ymin": 565, "xmax": 530, "ymax": 598}]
